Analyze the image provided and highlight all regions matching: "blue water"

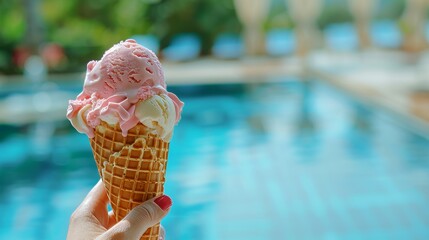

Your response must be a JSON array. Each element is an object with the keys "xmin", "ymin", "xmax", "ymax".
[{"xmin": 1, "ymin": 80, "xmax": 429, "ymax": 239}]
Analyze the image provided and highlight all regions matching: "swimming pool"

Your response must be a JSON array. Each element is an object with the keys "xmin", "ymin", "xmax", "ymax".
[{"xmin": 1, "ymin": 79, "xmax": 429, "ymax": 239}]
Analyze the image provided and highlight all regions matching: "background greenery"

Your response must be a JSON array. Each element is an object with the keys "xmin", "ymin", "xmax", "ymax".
[{"xmin": 0, "ymin": 0, "xmax": 406, "ymax": 75}]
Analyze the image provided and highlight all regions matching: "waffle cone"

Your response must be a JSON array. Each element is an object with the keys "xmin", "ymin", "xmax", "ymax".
[{"xmin": 90, "ymin": 121, "xmax": 169, "ymax": 240}]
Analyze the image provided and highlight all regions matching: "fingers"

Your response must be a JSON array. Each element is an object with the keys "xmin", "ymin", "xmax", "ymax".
[
  {"xmin": 81, "ymin": 180, "xmax": 109, "ymax": 211},
  {"xmin": 120, "ymin": 195, "xmax": 172, "ymax": 237},
  {"xmin": 74, "ymin": 180, "xmax": 110, "ymax": 227},
  {"xmin": 107, "ymin": 210, "xmax": 117, "ymax": 229},
  {"xmin": 68, "ymin": 180, "xmax": 110, "ymax": 239},
  {"xmin": 103, "ymin": 195, "xmax": 172, "ymax": 239}
]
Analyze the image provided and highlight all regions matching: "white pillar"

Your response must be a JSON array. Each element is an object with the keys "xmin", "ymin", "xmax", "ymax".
[
  {"xmin": 286, "ymin": 0, "xmax": 323, "ymax": 57},
  {"xmin": 234, "ymin": 0, "xmax": 270, "ymax": 55},
  {"xmin": 402, "ymin": 0, "xmax": 428, "ymax": 53},
  {"xmin": 348, "ymin": 0, "xmax": 375, "ymax": 48}
]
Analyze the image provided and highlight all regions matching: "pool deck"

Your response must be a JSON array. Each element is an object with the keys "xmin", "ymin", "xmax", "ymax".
[
  {"xmin": 164, "ymin": 50, "xmax": 429, "ymax": 135},
  {"xmin": 1, "ymin": 50, "xmax": 429, "ymax": 134},
  {"xmin": 308, "ymin": 49, "xmax": 429, "ymax": 136},
  {"xmin": 164, "ymin": 50, "xmax": 429, "ymax": 134},
  {"xmin": 163, "ymin": 57, "xmax": 303, "ymax": 85}
]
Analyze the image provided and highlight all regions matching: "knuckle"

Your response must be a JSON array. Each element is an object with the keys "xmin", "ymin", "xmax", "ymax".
[
  {"xmin": 97, "ymin": 222, "xmax": 130, "ymax": 240},
  {"xmin": 99, "ymin": 231, "xmax": 126, "ymax": 240},
  {"xmin": 134, "ymin": 204, "xmax": 157, "ymax": 222},
  {"xmin": 69, "ymin": 207, "xmax": 91, "ymax": 223},
  {"xmin": 108, "ymin": 232, "xmax": 126, "ymax": 240},
  {"xmin": 69, "ymin": 209, "xmax": 82, "ymax": 222}
]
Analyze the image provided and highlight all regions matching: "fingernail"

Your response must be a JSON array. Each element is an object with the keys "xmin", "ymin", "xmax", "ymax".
[{"xmin": 154, "ymin": 195, "xmax": 172, "ymax": 211}]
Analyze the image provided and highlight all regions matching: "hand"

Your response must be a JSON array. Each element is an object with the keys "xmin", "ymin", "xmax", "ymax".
[{"xmin": 67, "ymin": 180, "xmax": 172, "ymax": 240}]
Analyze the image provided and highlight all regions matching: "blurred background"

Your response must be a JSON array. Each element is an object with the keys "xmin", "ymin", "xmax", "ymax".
[{"xmin": 2, "ymin": 0, "xmax": 429, "ymax": 239}]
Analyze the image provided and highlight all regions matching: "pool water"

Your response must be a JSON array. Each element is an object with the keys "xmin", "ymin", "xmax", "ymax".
[{"xmin": 1, "ymin": 80, "xmax": 429, "ymax": 239}]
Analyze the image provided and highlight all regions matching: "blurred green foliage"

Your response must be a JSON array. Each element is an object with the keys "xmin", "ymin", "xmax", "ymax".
[
  {"xmin": 318, "ymin": 0, "xmax": 406, "ymax": 28},
  {"xmin": 0, "ymin": 0, "xmax": 241, "ymax": 74},
  {"xmin": 376, "ymin": 0, "xmax": 405, "ymax": 20},
  {"xmin": 40, "ymin": 0, "xmax": 153, "ymax": 72},
  {"xmin": 0, "ymin": 1, "xmax": 25, "ymax": 74},
  {"xmin": 42, "ymin": 0, "xmax": 151, "ymax": 48},
  {"xmin": 0, "ymin": 2, "xmax": 25, "ymax": 43},
  {"xmin": 0, "ymin": 0, "xmax": 407, "ymax": 75},
  {"xmin": 319, "ymin": 1, "xmax": 353, "ymax": 28},
  {"xmin": 146, "ymin": 0, "xmax": 241, "ymax": 54},
  {"xmin": 265, "ymin": 0, "xmax": 294, "ymax": 30}
]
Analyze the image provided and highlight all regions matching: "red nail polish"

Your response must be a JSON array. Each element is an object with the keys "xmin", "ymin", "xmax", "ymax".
[{"xmin": 154, "ymin": 195, "xmax": 172, "ymax": 211}]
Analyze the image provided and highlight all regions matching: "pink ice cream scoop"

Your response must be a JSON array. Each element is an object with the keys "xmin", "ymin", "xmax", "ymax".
[
  {"xmin": 67, "ymin": 39, "xmax": 183, "ymax": 138},
  {"xmin": 83, "ymin": 39, "xmax": 166, "ymax": 99}
]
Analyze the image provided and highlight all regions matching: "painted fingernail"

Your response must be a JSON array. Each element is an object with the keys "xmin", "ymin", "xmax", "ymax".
[{"xmin": 154, "ymin": 195, "xmax": 172, "ymax": 211}]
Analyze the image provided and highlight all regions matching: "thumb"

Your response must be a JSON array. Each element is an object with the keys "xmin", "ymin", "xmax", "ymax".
[{"xmin": 104, "ymin": 195, "xmax": 172, "ymax": 239}]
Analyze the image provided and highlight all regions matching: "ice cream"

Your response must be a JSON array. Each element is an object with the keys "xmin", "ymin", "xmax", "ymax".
[
  {"xmin": 66, "ymin": 39, "xmax": 183, "ymax": 140},
  {"xmin": 66, "ymin": 39, "xmax": 183, "ymax": 240}
]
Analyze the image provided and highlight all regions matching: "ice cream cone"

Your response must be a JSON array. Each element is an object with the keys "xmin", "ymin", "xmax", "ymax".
[
  {"xmin": 67, "ymin": 39, "xmax": 183, "ymax": 239},
  {"xmin": 90, "ymin": 120, "xmax": 169, "ymax": 240}
]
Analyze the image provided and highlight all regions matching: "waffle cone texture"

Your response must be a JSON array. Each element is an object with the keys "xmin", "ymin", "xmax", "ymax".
[{"xmin": 90, "ymin": 121, "xmax": 169, "ymax": 240}]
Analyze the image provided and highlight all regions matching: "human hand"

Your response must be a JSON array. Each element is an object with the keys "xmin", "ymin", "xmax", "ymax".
[{"xmin": 67, "ymin": 180, "xmax": 172, "ymax": 240}]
